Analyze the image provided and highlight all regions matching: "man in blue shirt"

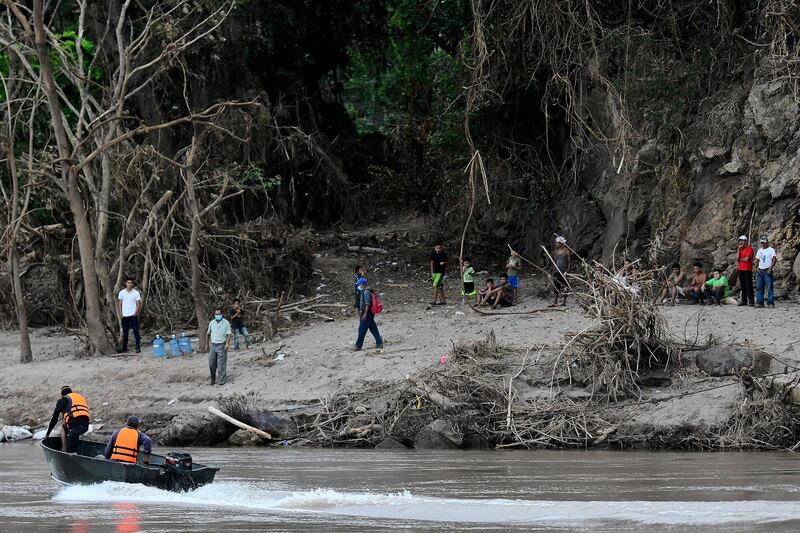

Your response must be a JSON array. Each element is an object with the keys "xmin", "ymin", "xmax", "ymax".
[{"xmin": 352, "ymin": 278, "xmax": 383, "ymax": 351}]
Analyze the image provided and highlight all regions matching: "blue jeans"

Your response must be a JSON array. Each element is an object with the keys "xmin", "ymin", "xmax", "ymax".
[
  {"xmin": 232, "ymin": 326, "xmax": 250, "ymax": 349},
  {"xmin": 355, "ymin": 314, "xmax": 382, "ymax": 349},
  {"xmin": 121, "ymin": 316, "xmax": 140, "ymax": 351},
  {"xmin": 756, "ymin": 270, "xmax": 774, "ymax": 305}
]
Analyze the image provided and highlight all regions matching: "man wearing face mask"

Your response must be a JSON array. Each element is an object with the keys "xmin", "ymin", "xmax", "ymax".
[{"xmin": 206, "ymin": 307, "xmax": 232, "ymax": 386}]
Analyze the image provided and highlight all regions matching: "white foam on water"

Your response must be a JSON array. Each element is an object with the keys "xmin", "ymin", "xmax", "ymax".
[{"xmin": 52, "ymin": 482, "xmax": 800, "ymax": 526}]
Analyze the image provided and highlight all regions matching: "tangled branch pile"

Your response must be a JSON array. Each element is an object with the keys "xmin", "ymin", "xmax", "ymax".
[
  {"xmin": 270, "ymin": 333, "xmax": 613, "ymax": 449},
  {"xmin": 559, "ymin": 261, "xmax": 682, "ymax": 401},
  {"xmin": 716, "ymin": 377, "xmax": 800, "ymax": 450}
]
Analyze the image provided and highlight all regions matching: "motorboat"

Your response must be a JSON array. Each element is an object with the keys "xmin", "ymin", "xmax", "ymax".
[{"xmin": 41, "ymin": 437, "xmax": 218, "ymax": 492}]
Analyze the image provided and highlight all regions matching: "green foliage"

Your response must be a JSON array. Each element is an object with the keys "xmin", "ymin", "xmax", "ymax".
[{"xmin": 230, "ymin": 163, "xmax": 281, "ymax": 194}]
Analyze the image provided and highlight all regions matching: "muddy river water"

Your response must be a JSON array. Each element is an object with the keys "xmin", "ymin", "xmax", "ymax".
[{"xmin": 2, "ymin": 441, "xmax": 800, "ymax": 531}]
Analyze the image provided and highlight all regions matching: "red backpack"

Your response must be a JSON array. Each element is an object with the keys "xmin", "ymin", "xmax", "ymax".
[{"xmin": 371, "ymin": 290, "xmax": 384, "ymax": 315}]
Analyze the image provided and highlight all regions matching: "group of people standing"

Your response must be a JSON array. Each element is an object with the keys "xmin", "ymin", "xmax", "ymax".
[
  {"xmin": 116, "ymin": 276, "xmax": 252, "ymax": 386},
  {"xmin": 655, "ymin": 235, "xmax": 778, "ymax": 307}
]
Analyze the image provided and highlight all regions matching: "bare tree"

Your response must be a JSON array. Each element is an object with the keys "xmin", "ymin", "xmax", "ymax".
[
  {"xmin": 0, "ymin": 50, "xmax": 34, "ymax": 362},
  {"xmin": 2, "ymin": 0, "xmax": 240, "ymax": 354}
]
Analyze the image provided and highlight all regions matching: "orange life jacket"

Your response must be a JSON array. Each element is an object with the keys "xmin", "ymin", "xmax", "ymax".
[
  {"xmin": 110, "ymin": 427, "xmax": 140, "ymax": 463},
  {"xmin": 62, "ymin": 392, "xmax": 91, "ymax": 425}
]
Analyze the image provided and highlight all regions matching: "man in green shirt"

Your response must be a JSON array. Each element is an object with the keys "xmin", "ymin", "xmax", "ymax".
[
  {"xmin": 206, "ymin": 308, "xmax": 232, "ymax": 385},
  {"xmin": 704, "ymin": 269, "xmax": 730, "ymax": 306}
]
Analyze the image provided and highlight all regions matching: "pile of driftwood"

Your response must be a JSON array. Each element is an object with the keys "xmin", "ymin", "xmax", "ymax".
[
  {"xmin": 558, "ymin": 260, "xmax": 682, "ymax": 401},
  {"xmin": 252, "ymin": 333, "xmax": 613, "ymax": 449}
]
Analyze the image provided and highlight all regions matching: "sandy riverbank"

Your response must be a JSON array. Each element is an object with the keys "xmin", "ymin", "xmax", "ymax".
[{"xmin": 2, "ymin": 270, "xmax": 799, "ymax": 445}]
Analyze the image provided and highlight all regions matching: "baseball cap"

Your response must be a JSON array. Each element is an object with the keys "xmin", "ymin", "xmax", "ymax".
[
  {"xmin": 738, "ymin": 235, "xmax": 747, "ymax": 241},
  {"xmin": 759, "ymin": 236, "xmax": 768, "ymax": 243},
  {"xmin": 555, "ymin": 236, "xmax": 567, "ymax": 244},
  {"xmin": 355, "ymin": 277, "xmax": 368, "ymax": 285}
]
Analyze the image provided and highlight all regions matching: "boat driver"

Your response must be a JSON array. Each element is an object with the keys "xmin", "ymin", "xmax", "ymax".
[
  {"xmin": 45, "ymin": 386, "xmax": 91, "ymax": 453},
  {"xmin": 104, "ymin": 415, "xmax": 152, "ymax": 465}
]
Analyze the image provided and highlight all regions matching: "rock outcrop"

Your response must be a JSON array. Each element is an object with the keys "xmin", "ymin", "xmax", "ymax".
[
  {"xmin": 414, "ymin": 419, "xmax": 462, "ymax": 449},
  {"xmin": 696, "ymin": 346, "xmax": 771, "ymax": 377},
  {"xmin": 158, "ymin": 411, "xmax": 235, "ymax": 446}
]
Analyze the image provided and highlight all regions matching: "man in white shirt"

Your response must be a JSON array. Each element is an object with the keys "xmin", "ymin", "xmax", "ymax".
[
  {"xmin": 754, "ymin": 236, "xmax": 777, "ymax": 308},
  {"xmin": 206, "ymin": 308, "xmax": 232, "ymax": 386},
  {"xmin": 117, "ymin": 277, "xmax": 143, "ymax": 353}
]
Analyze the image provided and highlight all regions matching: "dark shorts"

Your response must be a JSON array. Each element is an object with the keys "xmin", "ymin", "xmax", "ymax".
[
  {"xmin": 507, "ymin": 275, "xmax": 519, "ymax": 289},
  {"xmin": 462, "ymin": 281, "xmax": 475, "ymax": 296},
  {"xmin": 554, "ymin": 272, "xmax": 567, "ymax": 293}
]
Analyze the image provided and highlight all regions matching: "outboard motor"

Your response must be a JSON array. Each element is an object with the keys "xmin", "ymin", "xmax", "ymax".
[
  {"xmin": 165, "ymin": 452, "xmax": 193, "ymax": 470},
  {"xmin": 158, "ymin": 452, "xmax": 194, "ymax": 491}
]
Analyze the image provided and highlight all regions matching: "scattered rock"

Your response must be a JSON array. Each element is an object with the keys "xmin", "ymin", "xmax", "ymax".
[
  {"xmin": 33, "ymin": 429, "xmax": 48, "ymax": 441},
  {"xmin": 414, "ymin": 419, "xmax": 462, "ymax": 449},
  {"xmin": 227, "ymin": 429, "xmax": 267, "ymax": 446},
  {"xmin": 1, "ymin": 425, "xmax": 33, "ymax": 441},
  {"xmin": 696, "ymin": 346, "xmax": 771, "ymax": 376},
  {"xmin": 375, "ymin": 437, "xmax": 406, "ymax": 449}
]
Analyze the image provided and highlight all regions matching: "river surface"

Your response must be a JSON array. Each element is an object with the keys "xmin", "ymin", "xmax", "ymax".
[{"xmin": 2, "ymin": 441, "xmax": 800, "ymax": 531}]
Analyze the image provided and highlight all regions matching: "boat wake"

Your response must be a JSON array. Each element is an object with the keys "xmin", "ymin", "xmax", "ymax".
[{"xmin": 53, "ymin": 482, "xmax": 800, "ymax": 526}]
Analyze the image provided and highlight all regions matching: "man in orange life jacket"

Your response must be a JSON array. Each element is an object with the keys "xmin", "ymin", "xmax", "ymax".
[
  {"xmin": 104, "ymin": 416, "xmax": 152, "ymax": 464},
  {"xmin": 45, "ymin": 386, "xmax": 91, "ymax": 453}
]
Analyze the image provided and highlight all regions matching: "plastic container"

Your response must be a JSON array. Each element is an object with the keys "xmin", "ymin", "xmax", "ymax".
[
  {"xmin": 178, "ymin": 332, "xmax": 193, "ymax": 354},
  {"xmin": 168, "ymin": 334, "xmax": 180, "ymax": 357},
  {"xmin": 152, "ymin": 335, "xmax": 166, "ymax": 358}
]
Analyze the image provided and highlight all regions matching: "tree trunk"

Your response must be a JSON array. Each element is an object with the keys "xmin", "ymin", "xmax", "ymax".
[
  {"xmin": 4, "ymin": 47, "xmax": 33, "ymax": 363},
  {"xmin": 189, "ymin": 216, "xmax": 208, "ymax": 352},
  {"xmin": 184, "ymin": 138, "xmax": 207, "ymax": 352},
  {"xmin": 33, "ymin": 0, "xmax": 113, "ymax": 355},
  {"xmin": 9, "ymin": 248, "xmax": 32, "ymax": 363}
]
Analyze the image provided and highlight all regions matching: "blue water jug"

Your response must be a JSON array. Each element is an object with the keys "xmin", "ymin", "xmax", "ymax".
[
  {"xmin": 168, "ymin": 334, "xmax": 180, "ymax": 356},
  {"xmin": 153, "ymin": 335, "xmax": 166, "ymax": 358},
  {"xmin": 179, "ymin": 332, "xmax": 192, "ymax": 354}
]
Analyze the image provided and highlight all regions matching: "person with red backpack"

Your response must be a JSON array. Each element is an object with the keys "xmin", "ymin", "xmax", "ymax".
[{"xmin": 352, "ymin": 277, "xmax": 383, "ymax": 351}]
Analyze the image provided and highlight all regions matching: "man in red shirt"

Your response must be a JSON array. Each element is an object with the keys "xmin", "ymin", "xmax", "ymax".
[{"xmin": 736, "ymin": 235, "xmax": 755, "ymax": 307}]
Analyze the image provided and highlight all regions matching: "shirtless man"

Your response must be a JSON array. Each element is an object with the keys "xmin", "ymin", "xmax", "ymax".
[
  {"xmin": 550, "ymin": 236, "xmax": 572, "ymax": 307},
  {"xmin": 687, "ymin": 262, "xmax": 708, "ymax": 305},
  {"xmin": 655, "ymin": 263, "xmax": 685, "ymax": 305}
]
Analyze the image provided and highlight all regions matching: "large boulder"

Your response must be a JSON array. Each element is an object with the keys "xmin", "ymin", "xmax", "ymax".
[
  {"xmin": 242, "ymin": 409, "xmax": 297, "ymax": 439},
  {"xmin": 696, "ymin": 346, "xmax": 771, "ymax": 377},
  {"xmin": 414, "ymin": 419, "xmax": 462, "ymax": 449},
  {"xmin": 158, "ymin": 411, "xmax": 235, "ymax": 446},
  {"xmin": 227, "ymin": 429, "xmax": 267, "ymax": 446}
]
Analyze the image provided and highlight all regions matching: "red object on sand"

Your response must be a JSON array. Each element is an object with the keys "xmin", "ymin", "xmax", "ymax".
[{"xmin": 439, "ymin": 355, "xmax": 448, "ymax": 365}]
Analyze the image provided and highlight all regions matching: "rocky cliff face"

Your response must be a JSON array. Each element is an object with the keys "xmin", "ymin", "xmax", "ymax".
[{"xmin": 567, "ymin": 78, "xmax": 800, "ymax": 292}]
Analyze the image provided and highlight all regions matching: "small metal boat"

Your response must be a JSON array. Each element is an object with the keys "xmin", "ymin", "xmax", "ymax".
[{"xmin": 41, "ymin": 437, "xmax": 218, "ymax": 492}]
